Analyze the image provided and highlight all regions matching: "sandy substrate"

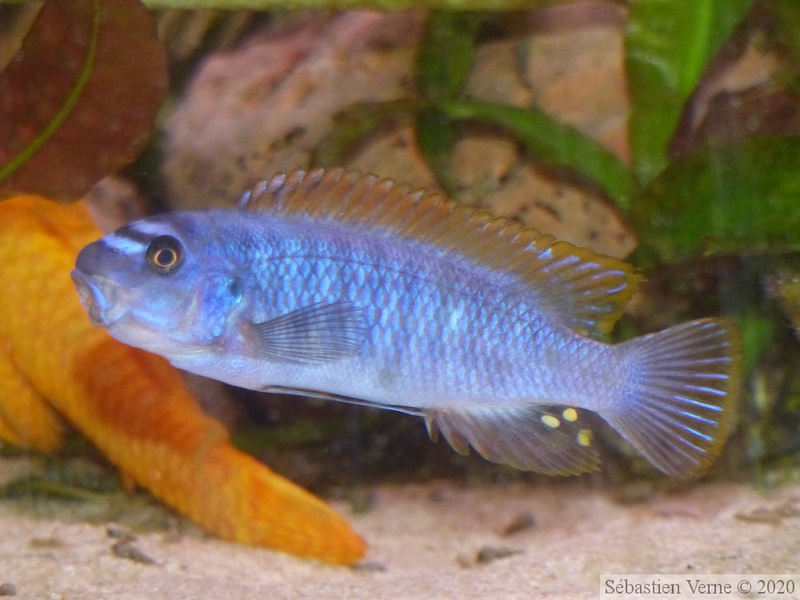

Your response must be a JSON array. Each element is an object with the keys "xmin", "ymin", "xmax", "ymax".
[{"xmin": 0, "ymin": 457, "xmax": 798, "ymax": 599}]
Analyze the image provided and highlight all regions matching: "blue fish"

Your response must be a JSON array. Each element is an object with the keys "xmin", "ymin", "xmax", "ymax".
[{"xmin": 72, "ymin": 169, "xmax": 740, "ymax": 477}]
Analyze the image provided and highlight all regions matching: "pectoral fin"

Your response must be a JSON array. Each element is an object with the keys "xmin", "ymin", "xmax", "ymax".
[
  {"xmin": 424, "ymin": 404, "xmax": 600, "ymax": 475},
  {"xmin": 252, "ymin": 301, "xmax": 367, "ymax": 365}
]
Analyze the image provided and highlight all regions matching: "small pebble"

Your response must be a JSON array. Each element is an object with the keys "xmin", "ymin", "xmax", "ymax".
[
  {"xmin": 501, "ymin": 512, "xmax": 536, "ymax": 536},
  {"xmin": 28, "ymin": 537, "xmax": 62, "ymax": 549},
  {"xmin": 106, "ymin": 525, "xmax": 135, "ymax": 541},
  {"xmin": 456, "ymin": 554, "xmax": 473, "ymax": 569},
  {"xmin": 349, "ymin": 489, "xmax": 376, "ymax": 515},
  {"xmin": 614, "ymin": 480, "xmax": 656, "ymax": 504},
  {"xmin": 459, "ymin": 545, "xmax": 525, "ymax": 568},
  {"xmin": 111, "ymin": 540, "xmax": 157, "ymax": 565},
  {"xmin": 476, "ymin": 545, "xmax": 524, "ymax": 564},
  {"xmin": 0, "ymin": 582, "xmax": 17, "ymax": 596},
  {"xmin": 351, "ymin": 561, "xmax": 387, "ymax": 573},
  {"xmin": 734, "ymin": 499, "xmax": 800, "ymax": 525},
  {"xmin": 427, "ymin": 489, "xmax": 448, "ymax": 503}
]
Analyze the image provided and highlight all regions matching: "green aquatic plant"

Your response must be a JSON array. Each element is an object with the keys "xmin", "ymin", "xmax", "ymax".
[
  {"xmin": 286, "ymin": 0, "xmax": 800, "ymax": 480},
  {"xmin": 141, "ymin": 0, "xmax": 563, "ymax": 9},
  {"xmin": 4, "ymin": 0, "xmax": 800, "ymax": 481},
  {"xmin": 318, "ymin": 2, "xmax": 800, "ymax": 480}
]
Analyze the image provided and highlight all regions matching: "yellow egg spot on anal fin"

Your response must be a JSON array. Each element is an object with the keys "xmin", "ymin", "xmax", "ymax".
[
  {"xmin": 577, "ymin": 429, "xmax": 593, "ymax": 447},
  {"xmin": 541, "ymin": 414, "xmax": 560, "ymax": 428},
  {"xmin": 562, "ymin": 408, "xmax": 578, "ymax": 422}
]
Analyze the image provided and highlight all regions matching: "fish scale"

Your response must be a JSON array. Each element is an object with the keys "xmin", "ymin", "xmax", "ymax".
[{"xmin": 72, "ymin": 168, "xmax": 741, "ymax": 478}]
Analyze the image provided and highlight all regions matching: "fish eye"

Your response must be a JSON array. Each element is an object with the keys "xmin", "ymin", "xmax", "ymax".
[{"xmin": 145, "ymin": 235, "xmax": 184, "ymax": 275}]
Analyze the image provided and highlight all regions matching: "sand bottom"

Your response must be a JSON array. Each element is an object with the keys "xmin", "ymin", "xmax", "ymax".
[{"xmin": 0, "ymin": 456, "xmax": 798, "ymax": 599}]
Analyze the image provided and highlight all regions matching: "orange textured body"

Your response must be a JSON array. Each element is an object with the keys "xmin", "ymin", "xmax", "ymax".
[{"xmin": 0, "ymin": 195, "xmax": 365, "ymax": 564}]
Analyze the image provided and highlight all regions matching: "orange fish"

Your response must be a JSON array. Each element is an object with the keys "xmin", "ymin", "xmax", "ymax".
[{"xmin": 0, "ymin": 195, "xmax": 365, "ymax": 564}]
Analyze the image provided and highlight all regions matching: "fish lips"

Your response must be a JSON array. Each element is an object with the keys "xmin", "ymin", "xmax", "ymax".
[{"xmin": 71, "ymin": 269, "xmax": 116, "ymax": 328}]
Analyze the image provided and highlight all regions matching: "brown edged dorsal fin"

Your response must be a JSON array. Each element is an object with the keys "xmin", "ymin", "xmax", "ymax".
[{"xmin": 239, "ymin": 168, "xmax": 640, "ymax": 335}]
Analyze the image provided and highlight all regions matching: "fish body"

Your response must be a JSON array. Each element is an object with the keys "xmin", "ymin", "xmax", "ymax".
[
  {"xmin": 84, "ymin": 210, "xmax": 618, "ymax": 409},
  {"xmin": 73, "ymin": 169, "xmax": 740, "ymax": 477},
  {"xmin": 0, "ymin": 195, "xmax": 365, "ymax": 564}
]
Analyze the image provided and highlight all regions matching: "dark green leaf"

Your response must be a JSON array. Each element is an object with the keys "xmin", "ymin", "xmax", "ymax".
[
  {"xmin": 142, "ymin": 0, "xmax": 565, "ymax": 11},
  {"xmin": 416, "ymin": 11, "xmax": 484, "ymax": 103},
  {"xmin": 626, "ymin": 0, "xmax": 755, "ymax": 183},
  {"xmin": 416, "ymin": 109, "xmax": 459, "ymax": 195},
  {"xmin": 736, "ymin": 310, "xmax": 782, "ymax": 381},
  {"xmin": 440, "ymin": 99, "xmax": 635, "ymax": 209},
  {"xmin": 0, "ymin": 475, "xmax": 106, "ymax": 502},
  {"xmin": 414, "ymin": 11, "xmax": 485, "ymax": 192},
  {"xmin": 633, "ymin": 136, "xmax": 800, "ymax": 262},
  {"xmin": 768, "ymin": 0, "xmax": 800, "ymax": 66},
  {"xmin": 311, "ymin": 101, "xmax": 416, "ymax": 167},
  {"xmin": 0, "ymin": 0, "xmax": 168, "ymax": 201},
  {"xmin": 768, "ymin": 263, "xmax": 800, "ymax": 338}
]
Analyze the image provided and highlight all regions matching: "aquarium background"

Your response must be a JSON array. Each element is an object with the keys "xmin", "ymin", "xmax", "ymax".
[{"xmin": 1, "ymin": 1, "xmax": 799, "ymax": 597}]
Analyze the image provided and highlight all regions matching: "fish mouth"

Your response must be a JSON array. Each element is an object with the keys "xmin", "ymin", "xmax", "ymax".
[{"xmin": 71, "ymin": 269, "xmax": 116, "ymax": 328}]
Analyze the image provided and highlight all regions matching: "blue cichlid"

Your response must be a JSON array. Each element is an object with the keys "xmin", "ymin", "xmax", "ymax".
[{"xmin": 72, "ymin": 169, "xmax": 740, "ymax": 477}]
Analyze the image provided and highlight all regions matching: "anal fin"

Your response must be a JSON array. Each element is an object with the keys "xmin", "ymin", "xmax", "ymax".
[{"xmin": 424, "ymin": 404, "xmax": 600, "ymax": 475}]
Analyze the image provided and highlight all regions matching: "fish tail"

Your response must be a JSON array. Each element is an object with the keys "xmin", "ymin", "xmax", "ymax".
[{"xmin": 606, "ymin": 318, "xmax": 741, "ymax": 478}]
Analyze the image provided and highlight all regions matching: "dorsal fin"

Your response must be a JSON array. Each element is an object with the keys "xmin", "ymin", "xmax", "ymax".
[{"xmin": 239, "ymin": 168, "xmax": 640, "ymax": 335}]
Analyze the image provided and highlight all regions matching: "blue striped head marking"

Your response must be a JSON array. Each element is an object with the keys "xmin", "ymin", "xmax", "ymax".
[{"xmin": 72, "ymin": 212, "xmax": 243, "ymax": 352}]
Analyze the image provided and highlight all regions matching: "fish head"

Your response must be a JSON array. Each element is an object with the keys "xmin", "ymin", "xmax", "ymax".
[{"xmin": 71, "ymin": 212, "xmax": 243, "ymax": 356}]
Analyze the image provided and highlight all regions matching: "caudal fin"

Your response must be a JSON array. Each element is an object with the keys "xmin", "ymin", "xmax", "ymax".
[{"xmin": 605, "ymin": 318, "xmax": 740, "ymax": 478}]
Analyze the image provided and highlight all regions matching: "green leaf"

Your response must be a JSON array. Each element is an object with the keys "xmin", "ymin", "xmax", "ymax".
[
  {"xmin": 142, "ymin": 0, "xmax": 565, "ymax": 10},
  {"xmin": 625, "ymin": 0, "xmax": 755, "ymax": 183},
  {"xmin": 633, "ymin": 136, "xmax": 800, "ymax": 262},
  {"xmin": 440, "ymin": 99, "xmax": 635, "ymax": 209},
  {"xmin": 414, "ymin": 12, "xmax": 484, "ymax": 192},
  {"xmin": 768, "ymin": 0, "xmax": 800, "ymax": 66},
  {"xmin": 416, "ymin": 109, "xmax": 460, "ymax": 195},
  {"xmin": 769, "ymin": 263, "xmax": 800, "ymax": 338},
  {"xmin": 416, "ymin": 11, "xmax": 484, "ymax": 103},
  {"xmin": 0, "ymin": 476, "xmax": 106, "ymax": 502},
  {"xmin": 311, "ymin": 101, "xmax": 415, "ymax": 167},
  {"xmin": 737, "ymin": 311, "xmax": 781, "ymax": 386}
]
